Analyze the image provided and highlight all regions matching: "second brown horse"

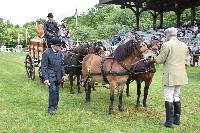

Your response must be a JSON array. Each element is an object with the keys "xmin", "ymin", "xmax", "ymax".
[{"xmin": 126, "ymin": 41, "xmax": 160, "ymax": 108}]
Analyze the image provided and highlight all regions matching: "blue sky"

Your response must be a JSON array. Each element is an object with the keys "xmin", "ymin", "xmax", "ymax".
[{"xmin": 0, "ymin": 0, "xmax": 99, "ymax": 25}]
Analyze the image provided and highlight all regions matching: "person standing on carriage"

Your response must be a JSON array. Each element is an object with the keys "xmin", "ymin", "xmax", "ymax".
[
  {"xmin": 44, "ymin": 13, "xmax": 59, "ymax": 48},
  {"xmin": 41, "ymin": 38, "xmax": 65, "ymax": 115},
  {"xmin": 150, "ymin": 27, "xmax": 190, "ymax": 128}
]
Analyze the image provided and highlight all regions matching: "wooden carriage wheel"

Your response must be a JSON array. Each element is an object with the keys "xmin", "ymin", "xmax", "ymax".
[{"xmin": 25, "ymin": 54, "xmax": 35, "ymax": 80}]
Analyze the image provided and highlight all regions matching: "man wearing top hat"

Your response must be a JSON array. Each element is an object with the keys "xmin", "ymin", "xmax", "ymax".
[
  {"xmin": 44, "ymin": 13, "xmax": 59, "ymax": 48},
  {"xmin": 41, "ymin": 38, "xmax": 65, "ymax": 115},
  {"xmin": 151, "ymin": 27, "xmax": 191, "ymax": 128}
]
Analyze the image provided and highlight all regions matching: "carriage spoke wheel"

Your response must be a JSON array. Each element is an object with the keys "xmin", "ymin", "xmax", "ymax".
[
  {"xmin": 25, "ymin": 54, "xmax": 35, "ymax": 80},
  {"xmin": 38, "ymin": 66, "xmax": 43, "ymax": 83}
]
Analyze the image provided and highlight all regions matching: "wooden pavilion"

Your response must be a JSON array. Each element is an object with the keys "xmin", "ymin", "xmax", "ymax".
[{"xmin": 99, "ymin": 0, "xmax": 200, "ymax": 29}]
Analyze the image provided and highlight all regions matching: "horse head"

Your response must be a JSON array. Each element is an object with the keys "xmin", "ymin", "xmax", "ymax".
[
  {"xmin": 72, "ymin": 43, "xmax": 90, "ymax": 57},
  {"xmin": 142, "ymin": 49, "xmax": 156, "ymax": 65},
  {"xmin": 149, "ymin": 40, "xmax": 161, "ymax": 55},
  {"xmin": 132, "ymin": 35, "xmax": 149, "ymax": 55},
  {"xmin": 88, "ymin": 41, "xmax": 106, "ymax": 56}
]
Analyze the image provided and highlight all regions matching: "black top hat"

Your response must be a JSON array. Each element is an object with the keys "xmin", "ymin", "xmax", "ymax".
[
  {"xmin": 47, "ymin": 13, "xmax": 53, "ymax": 18},
  {"xmin": 50, "ymin": 38, "xmax": 63, "ymax": 46}
]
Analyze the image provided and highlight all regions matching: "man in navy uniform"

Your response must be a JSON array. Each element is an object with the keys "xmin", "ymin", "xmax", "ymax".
[
  {"xmin": 44, "ymin": 13, "xmax": 59, "ymax": 48},
  {"xmin": 41, "ymin": 38, "xmax": 65, "ymax": 115}
]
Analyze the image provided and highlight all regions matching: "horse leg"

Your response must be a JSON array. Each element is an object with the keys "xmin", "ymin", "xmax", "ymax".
[
  {"xmin": 193, "ymin": 56, "xmax": 195, "ymax": 66},
  {"xmin": 91, "ymin": 81, "xmax": 96, "ymax": 91},
  {"xmin": 118, "ymin": 86, "xmax": 124, "ymax": 112},
  {"xmin": 77, "ymin": 74, "xmax": 82, "ymax": 93},
  {"xmin": 109, "ymin": 82, "xmax": 115, "ymax": 115},
  {"xmin": 92, "ymin": 84, "xmax": 96, "ymax": 91},
  {"xmin": 136, "ymin": 80, "xmax": 141, "ymax": 108},
  {"xmin": 143, "ymin": 82, "xmax": 150, "ymax": 107},
  {"xmin": 126, "ymin": 79, "xmax": 131, "ymax": 97},
  {"xmin": 85, "ymin": 81, "xmax": 92, "ymax": 103},
  {"xmin": 69, "ymin": 74, "xmax": 74, "ymax": 94}
]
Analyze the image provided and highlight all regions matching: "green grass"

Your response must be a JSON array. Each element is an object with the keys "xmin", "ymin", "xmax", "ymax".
[{"xmin": 0, "ymin": 52, "xmax": 200, "ymax": 133}]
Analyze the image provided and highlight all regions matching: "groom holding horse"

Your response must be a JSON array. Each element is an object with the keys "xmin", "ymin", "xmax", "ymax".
[{"xmin": 150, "ymin": 27, "xmax": 190, "ymax": 128}]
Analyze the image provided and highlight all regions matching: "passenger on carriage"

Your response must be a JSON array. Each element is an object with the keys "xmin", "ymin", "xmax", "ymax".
[
  {"xmin": 44, "ymin": 13, "xmax": 59, "ymax": 48},
  {"xmin": 58, "ymin": 21, "xmax": 73, "ymax": 50}
]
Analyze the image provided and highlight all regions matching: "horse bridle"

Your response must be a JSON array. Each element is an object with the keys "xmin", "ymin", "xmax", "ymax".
[
  {"xmin": 117, "ymin": 39, "xmax": 149, "ymax": 72},
  {"xmin": 66, "ymin": 51, "xmax": 83, "ymax": 64}
]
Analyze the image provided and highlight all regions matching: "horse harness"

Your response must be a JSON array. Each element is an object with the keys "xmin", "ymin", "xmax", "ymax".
[
  {"xmin": 85, "ymin": 39, "xmax": 153, "ymax": 84},
  {"xmin": 64, "ymin": 51, "xmax": 82, "ymax": 68},
  {"xmin": 130, "ymin": 59, "xmax": 156, "ymax": 75},
  {"xmin": 87, "ymin": 57, "xmax": 130, "ymax": 84}
]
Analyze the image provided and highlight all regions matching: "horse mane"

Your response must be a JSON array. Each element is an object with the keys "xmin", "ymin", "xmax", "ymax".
[{"xmin": 113, "ymin": 39, "xmax": 137, "ymax": 62}]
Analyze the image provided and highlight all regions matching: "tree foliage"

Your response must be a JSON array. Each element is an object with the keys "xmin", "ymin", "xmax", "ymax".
[{"xmin": 1, "ymin": 5, "xmax": 200, "ymax": 47}]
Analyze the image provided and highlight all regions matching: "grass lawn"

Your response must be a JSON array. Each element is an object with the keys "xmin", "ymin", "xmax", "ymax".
[{"xmin": 0, "ymin": 52, "xmax": 200, "ymax": 133}]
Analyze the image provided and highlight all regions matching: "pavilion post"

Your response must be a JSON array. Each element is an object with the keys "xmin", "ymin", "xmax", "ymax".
[
  {"xmin": 191, "ymin": 6, "xmax": 196, "ymax": 26},
  {"xmin": 136, "ymin": 8, "xmax": 140, "ymax": 30},
  {"xmin": 128, "ymin": 6, "xmax": 141, "ymax": 31},
  {"xmin": 176, "ymin": 12, "xmax": 181, "ymax": 28},
  {"xmin": 159, "ymin": 12, "xmax": 163, "ymax": 28},
  {"xmin": 150, "ymin": 11, "xmax": 158, "ymax": 30},
  {"xmin": 175, "ymin": 9, "xmax": 183, "ymax": 28}
]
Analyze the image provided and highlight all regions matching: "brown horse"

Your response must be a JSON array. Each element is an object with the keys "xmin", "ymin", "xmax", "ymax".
[
  {"xmin": 126, "ymin": 57, "xmax": 155, "ymax": 108},
  {"xmin": 126, "ymin": 42, "xmax": 160, "ymax": 108},
  {"xmin": 81, "ymin": 37, "xmax": 149, "ymax": 114}
]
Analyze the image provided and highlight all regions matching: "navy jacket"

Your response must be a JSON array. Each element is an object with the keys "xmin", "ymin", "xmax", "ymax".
[
  {"xmin": 41, "ymin": 48, "xmax": 65, "ymax": 82},
  {"xmin": 44, "ymin": 20, "xmax": 59, "ymax": 39}
]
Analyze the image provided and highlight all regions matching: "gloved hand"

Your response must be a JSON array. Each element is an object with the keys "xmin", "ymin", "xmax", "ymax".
[
  {"xmin": 143, "ymin": 52, "xmax": 157, "ymax": 63},
  {"xmin": 148, "ymin": 54, "xmax": 156, "ymax": 62}
]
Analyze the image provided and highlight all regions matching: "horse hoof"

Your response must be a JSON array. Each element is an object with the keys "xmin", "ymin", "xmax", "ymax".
[
  {"xmin": 136, "ymin": 104, "xmax": 140, "ymax": 108},
  {"xmin": 143, "ymin": 104, "xmax": 148, "ymax": 107},
  {"xmin": 118, "ymin": 106, "xmax": 124, "ymax": 112},
  {"xmin": 85, "ymin": 97, "xmax": 91, "ymax": 103},
  {"xmin": 109, "ymin": 110, "xmax": 114, "ymax": 115},
  {"xmin": 70, "ymin": 91, "xmax": 74, "ymax": 94},
  {"xmin": 85, "ymin": 100, "xmax": 91, "ymax": 103},
  {"xmin": 78, "ymin": 91, "xmax": 82, "ymax": 94},
  {"xmin": 143, "ymin": 101, "xmax": 148, "ymax": 107},
  {"xmin": 109, "ymin": 106, "xmax": 114, "ymax": 115}
]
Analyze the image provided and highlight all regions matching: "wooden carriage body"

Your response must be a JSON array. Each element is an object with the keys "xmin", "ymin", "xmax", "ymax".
[
  {"xmin": 28, "ymin": 38, "xmax": 45, "ymax": 63},
  {"xmin": 25, "ymin": 38, "xmax": 46, "ymax": 80}
]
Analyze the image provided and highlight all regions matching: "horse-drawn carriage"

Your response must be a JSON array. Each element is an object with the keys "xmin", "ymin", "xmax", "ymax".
[{"xmin": 24, "ymin": 38, "xmax": 45, "ymax": 80}]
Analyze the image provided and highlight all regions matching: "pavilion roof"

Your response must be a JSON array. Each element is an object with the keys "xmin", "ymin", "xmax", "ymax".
[{"xmin": 99, "ymin": 0, "xmax": 200, "ymax": 12}]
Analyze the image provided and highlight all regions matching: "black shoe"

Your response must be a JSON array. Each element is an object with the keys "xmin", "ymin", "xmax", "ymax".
[
  {"xmin": 48, "ymin": 110, "xmax": 56, "ymax": 115},
  {"xmin": 164, "ymin": 101, "xmax": 174, "ymax": 128},
  {"xmin": 174, "ymin": 101, "xmax": 181, "ymax": 125}
]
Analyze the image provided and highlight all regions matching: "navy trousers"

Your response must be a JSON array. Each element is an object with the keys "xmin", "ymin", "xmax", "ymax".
[{"xmin": 48, "ymin": 81, "xmax": 60, "ymax": 112}]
